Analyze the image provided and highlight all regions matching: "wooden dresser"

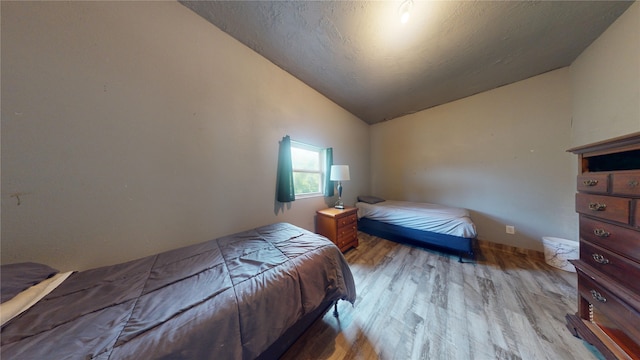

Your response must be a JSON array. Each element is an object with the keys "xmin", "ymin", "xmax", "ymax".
[
  {"xmin": 316, "ymin": 207, "xmax": 358, "ymax": 253},
  {"xmin": 566, "ymin": 132, "xmax": 640, "ymax": 360}
]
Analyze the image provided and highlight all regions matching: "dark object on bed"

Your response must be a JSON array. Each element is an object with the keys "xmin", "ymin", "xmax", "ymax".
[
  {"xmin": 358, "ymin": 217, "xmax": 475, "ymax": 262},
  {"xmin": 0, "ymin": 262, "xmax": 59, "ymax": 303},
  {"xmin": 357, "ymin": 195, "xmax": 386, "ymax": 204},
  {"xmin": 1, "ymin": 222, "xmax": 356, "ymax": 359}
]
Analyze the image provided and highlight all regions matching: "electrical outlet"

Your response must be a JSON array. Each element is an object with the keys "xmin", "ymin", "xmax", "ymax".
[{"xmin": 506, "ymin": 225, "xmax": 515, "ymax": 234}]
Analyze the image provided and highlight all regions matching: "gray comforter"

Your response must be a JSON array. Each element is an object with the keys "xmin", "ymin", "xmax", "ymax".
[{"xmin": 1, "ymin": 222, "xmax": 356, "ymax": 359}]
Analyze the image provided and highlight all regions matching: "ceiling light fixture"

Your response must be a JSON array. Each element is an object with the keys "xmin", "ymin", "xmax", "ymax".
[{"xmin": 399, "ymin": 0, "xmax": 413, "ymax": 24}]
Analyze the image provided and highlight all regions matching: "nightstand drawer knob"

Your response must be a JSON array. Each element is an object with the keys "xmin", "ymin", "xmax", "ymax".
[
  {"xmin": 593, "ymin": 228, "xmax": 610, "ymax": 237},
  {"xmin": 590, "ymin": 289, "xmax": 607, "ymax": 303},
  {"xmin": 583, "ymin": 179, "xmax": 599, "ymax": 186},
  {"xmin": 591, "ymin": 253, "xmax": 609, "ymax": 264},
  {"xmin": 629, "ymin": 180, "xmax": 639, "ymax": 187},
  {"xmin": 588, "ymin": 202, "xmax": 606, "ymax": 211}
]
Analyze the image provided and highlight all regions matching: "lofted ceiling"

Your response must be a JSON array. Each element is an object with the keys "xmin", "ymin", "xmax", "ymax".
[{"xmin": 180, "ymin": 1, "xmax": 633, "ymax": 125}]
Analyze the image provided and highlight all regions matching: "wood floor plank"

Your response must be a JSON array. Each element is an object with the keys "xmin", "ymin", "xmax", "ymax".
[{"xmin": 281, "ymin": 233, "xmax": 596, "ymax": 359}]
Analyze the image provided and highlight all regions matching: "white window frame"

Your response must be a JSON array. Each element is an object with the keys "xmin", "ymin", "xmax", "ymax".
[{"xmin": 291, "ymin": 141, "xmax": 327, "ymax": 199}]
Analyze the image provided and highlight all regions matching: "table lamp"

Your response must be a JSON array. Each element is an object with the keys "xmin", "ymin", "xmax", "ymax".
[{"xmin": 330, "ymin": 165, "xmax": 350, "ymax": 209}]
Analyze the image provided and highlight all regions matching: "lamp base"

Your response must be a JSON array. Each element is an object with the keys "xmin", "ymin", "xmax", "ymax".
[{"xmin": 334, "ymin": 182, "xmax": 345, "ymax": 209}]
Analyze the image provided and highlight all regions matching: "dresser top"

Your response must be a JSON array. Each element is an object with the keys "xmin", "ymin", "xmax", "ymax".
[{"xmin": 567, "ymin": 131, "xmax": 640, "ymax": 155}]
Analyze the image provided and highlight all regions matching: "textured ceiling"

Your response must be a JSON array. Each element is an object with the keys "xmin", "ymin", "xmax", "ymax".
[{"xmin": 180, "ymin": 1, "xmax": 633, "ymax": 124}]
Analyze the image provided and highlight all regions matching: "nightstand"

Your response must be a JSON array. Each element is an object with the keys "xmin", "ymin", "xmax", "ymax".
[{"xmin": 316, "ymin": 207, "xmax": 358, "ymax": 252}]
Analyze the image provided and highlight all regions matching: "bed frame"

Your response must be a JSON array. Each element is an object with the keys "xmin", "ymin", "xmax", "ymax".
[
  {"xmin": 358, "ymin": 217, "xmax": 475, "ymax": 262},
  {"xmin": 257, "ymin": 300, "xmax": 336, "ymax": 359}
]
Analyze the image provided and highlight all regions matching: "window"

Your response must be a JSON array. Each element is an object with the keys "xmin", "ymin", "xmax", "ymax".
[{"xmin": 291, "ymin": 141, "xmax": 325, "ymax": 197}]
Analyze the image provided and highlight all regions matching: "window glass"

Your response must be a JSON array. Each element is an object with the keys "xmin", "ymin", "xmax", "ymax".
[
  {"xmin": 291, "ymin": 142, "xmax": 324, "ymax": 197},
  {"xmin": 291, "ymin": 147, "xmax": 320, "ymax": 171}
]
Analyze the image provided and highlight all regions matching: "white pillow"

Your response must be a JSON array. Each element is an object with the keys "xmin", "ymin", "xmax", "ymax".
[{"xmin": 0, "ymin": 271, "xmax": 73, "ymax": 326}]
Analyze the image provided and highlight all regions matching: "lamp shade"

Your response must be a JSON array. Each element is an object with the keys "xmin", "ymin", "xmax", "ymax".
[{"xmin": 330, "ymin": 165, "xmax": 350, "ymax": 181}]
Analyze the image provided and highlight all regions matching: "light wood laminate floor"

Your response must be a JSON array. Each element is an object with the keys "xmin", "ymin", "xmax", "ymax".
[{"xmin": 281, "ymin": 232, "xmax": 598, "ymax": 360}]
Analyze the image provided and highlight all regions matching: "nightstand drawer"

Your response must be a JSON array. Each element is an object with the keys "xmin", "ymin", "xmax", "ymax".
[
  {"xmin": 576, "ymin": 193, "xmax": 631, "ymax": 224},
  {"xmin": 336, "ymin": 230, "xmax": 357, "ymax": 249},
  {"xmin": 337, "ymin": 214, "xmax": 357, "ymax": 228},
  {"xmin": 337, "ymin": 225, "xmax": 357, "ymax": 241}
]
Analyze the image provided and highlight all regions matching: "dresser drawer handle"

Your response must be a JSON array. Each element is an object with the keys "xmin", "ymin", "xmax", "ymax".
[
  {"xmin": 591, "ymin": 253, "xmax": 609, "ymax": 264},
  {"xmin": 583, "ymin": 179, "xmax": 599, "ymax": 186},
  {"xmin": 629, "ymin": 180, "xmax": 639, "ymax": 187},
  {"xmin": 588, "ymin": 202, "xmax": 606, "ymax": 211},
  {"xmin": 593, "ymin": 228, "xmax": 610, "ymax": 237},
  {"xmin": 590, "ymin": 290, "xmax": 607, "ymax": 303}
]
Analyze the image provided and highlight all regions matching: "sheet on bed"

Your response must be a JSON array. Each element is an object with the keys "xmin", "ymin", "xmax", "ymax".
[
  {"xmin": 1, "ymin": 222, "xmax": 356, "ymax": 360},
  {"xmin": 356, "ymin": 200, "xmax": 477, "ymax": 238}
]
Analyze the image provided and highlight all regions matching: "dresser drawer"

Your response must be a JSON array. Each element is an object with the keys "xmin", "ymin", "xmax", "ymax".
[
  {"xmin": 576, "ymin": 193, "xmax": 631, "ymax": 224},
  {"xmin": 577, "ymin": 270, "xmax": 640, "ymax": 345},
  {"xmin": 580, "ymin": 241, "xmax": 640, "ymax": 295},
  {"xmin": 612, "ymin": 170, "xmax": 640, "ymax": 196},
  {"xmin": 580, "ymin": 216, "xmax": 640, "ymax": 263},
  {"xmin": 577, "ymin": 173, "xmax": 609, "ymax": 193}
]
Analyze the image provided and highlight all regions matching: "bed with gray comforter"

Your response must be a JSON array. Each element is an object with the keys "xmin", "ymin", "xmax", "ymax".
[{"xmin": 1, "ymin": 222, "xmax": 356, "ymax": 359}]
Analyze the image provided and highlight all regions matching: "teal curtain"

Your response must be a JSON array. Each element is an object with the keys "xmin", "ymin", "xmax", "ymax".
[
  {"xmin": 324, "ymin": 147, "xmax": 334, "ymax": 196},
  {"xmin": 276, "ymin": 136, "xmax": 295, "ymax": 202}
]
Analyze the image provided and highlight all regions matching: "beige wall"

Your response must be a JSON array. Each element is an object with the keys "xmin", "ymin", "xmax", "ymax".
[
  {"xmin": 369, "ymin": 2, "xmax": 639, "ymax": 252},
  {"xmin": 570, "ymin": 1, "xmax": 640, "ymax": 147},
  {"xmin": 1, "ymin": 2, "xmax": 370, "ymax": 271},
  {"xmin": 370, "ymin": 69, "xmax": 575, "ymax": 251}
]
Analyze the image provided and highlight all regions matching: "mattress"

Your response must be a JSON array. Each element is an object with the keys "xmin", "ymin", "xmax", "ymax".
[{"xmin": 356, "ymin": 200, "xmax": 477, "ymax": 238}]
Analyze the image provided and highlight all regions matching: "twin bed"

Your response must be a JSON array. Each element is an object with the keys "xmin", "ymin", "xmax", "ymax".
[
  {"xmin": 1, "ymin": 222, "xmax": 356, "ymax": 359},
  {"xmin": 355, "ymin": 196, "xmax": 477, "ymax": 261}
]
